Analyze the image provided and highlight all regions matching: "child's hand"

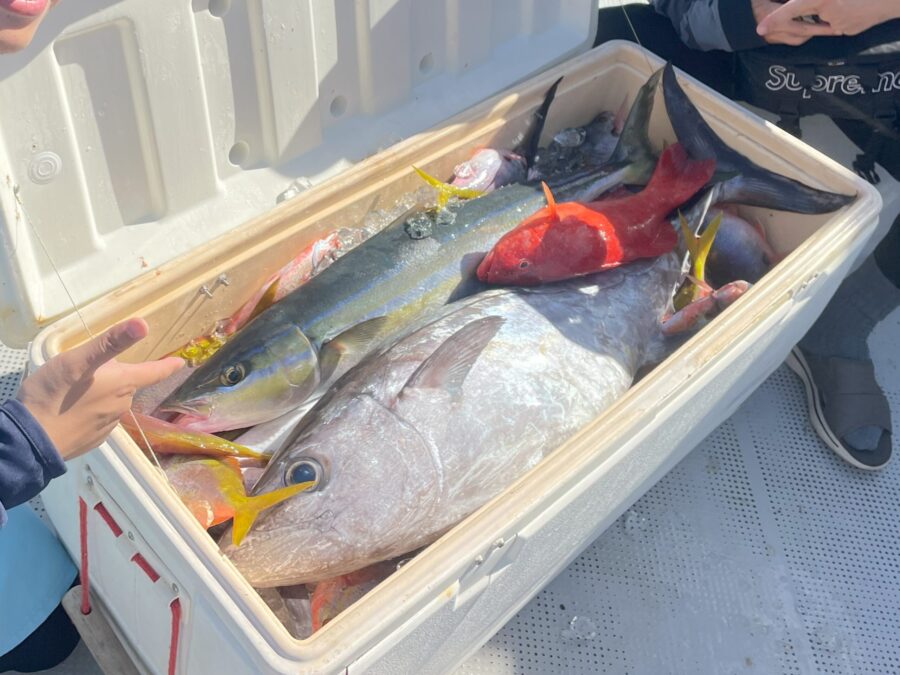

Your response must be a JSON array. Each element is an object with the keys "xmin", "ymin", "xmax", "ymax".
[{"xmin": 17, "ymin": 318, "xmax": 184, "ymax": 460}]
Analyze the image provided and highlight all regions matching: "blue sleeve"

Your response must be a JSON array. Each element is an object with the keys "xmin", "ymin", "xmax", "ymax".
[
  {"xmin": 0, "ymin": 399, "xmax": 66, "ymax": 527},
  {"xmin": 651, "ymin": 0, "xmax": 767, "ymax": 51}
]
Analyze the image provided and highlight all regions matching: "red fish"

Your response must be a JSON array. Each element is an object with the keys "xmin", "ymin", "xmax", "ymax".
[
  {"xmin": 308, "ymin": 560, "xmax": 398, "ymax": 632},
  {"xmin": 476, "ymin": 143, "xmax": 715, "ymax": 285}
]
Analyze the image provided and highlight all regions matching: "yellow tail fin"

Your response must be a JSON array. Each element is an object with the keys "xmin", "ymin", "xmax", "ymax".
[
  {"xmin": 413, "ymin": 166, "xmax": 483, "ymax": 208},
  {"xmin": 674, "ymin": 211, "xmax": 723, "ymax": 311},
  {"xmin": 230, "ymin": 481, "xmax": 316, "ymax": 546},
  {"xmin": 692, "ymin": 211, "xmax": 723, "ymax": 282}
]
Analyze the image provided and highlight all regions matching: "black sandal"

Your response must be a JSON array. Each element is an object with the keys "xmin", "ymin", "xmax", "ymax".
[{"xmin": 786, "ymin": 346, "xmax": 893, "ymax": 470}]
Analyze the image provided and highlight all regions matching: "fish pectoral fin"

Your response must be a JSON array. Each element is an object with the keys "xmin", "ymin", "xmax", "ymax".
[
  {"xmin": 230, "ymin": 480, "xmax": 316, "ymax": 546},
  {"xmin": 401, "ymin": 316, "xmax": 505, "ymax": 398},
  {"xmin": 319, "ymin": 316, "xmax": 396, "ymax": 383},
  {"xmin": 412, "ymin": 166, "xmax": 483, "ymax": 208}
]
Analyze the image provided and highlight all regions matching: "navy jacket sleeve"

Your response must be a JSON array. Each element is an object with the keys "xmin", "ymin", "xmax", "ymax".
[
  {"xmin": 651, "ymin": 0, "xmax": 768, "ymax": 51},
  {"xmin": 0, "ymin": 399, "xmax": 66, "ymax": 527}
]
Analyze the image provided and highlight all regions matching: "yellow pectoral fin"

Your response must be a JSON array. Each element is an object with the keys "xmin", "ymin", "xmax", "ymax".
[
  {"xmin": 413, "ymin": 166, "xmax": 483, "ymax": 208},
  {"xmin": 230, "ymin": 481, "xmax": 316, "ymax": 546}
]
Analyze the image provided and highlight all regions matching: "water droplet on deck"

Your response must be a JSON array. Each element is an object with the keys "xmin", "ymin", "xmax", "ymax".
[
  {"xmin": 622, "ymin": 510, "xmax": 648, "ymax": 536},
  {"xmin": 561, "ymin": 615, "xmax": 597, "ymax": 642},
  {"xmin": 814, "ymin": 626, "xmax": 843, "ymax": 653}
]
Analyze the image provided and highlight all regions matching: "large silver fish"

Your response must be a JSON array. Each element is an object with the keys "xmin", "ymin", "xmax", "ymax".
[{"xmin": 221, "ymin": 252, "xmax": 681, "ymax": 587}]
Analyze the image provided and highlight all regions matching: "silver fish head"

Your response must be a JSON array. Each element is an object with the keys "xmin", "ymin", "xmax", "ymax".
[
  {"xmin": 159, "ymin": 322, "xmax": 320, "ymax": 433},
  {"xmin": 221, "ymin": 392, "xmax": 437, "ymax": 587}
]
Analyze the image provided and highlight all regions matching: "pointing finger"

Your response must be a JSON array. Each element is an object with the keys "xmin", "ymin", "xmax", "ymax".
[
  {"xmin": 67, "ymin": 318, "xmax": 150, "ymax": 377},
  {"xmin": 125, "ymin": 356, "xmax": 186, "ymax": 390}
]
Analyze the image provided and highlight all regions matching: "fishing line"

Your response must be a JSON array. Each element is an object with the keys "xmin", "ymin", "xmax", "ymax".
[
  {"xmin": 619, "ymin": 2, "xmax": 658, "ymax": 75},
  {"xmin": 14, "ymin": 186, "xmax": 169, "ymax": 480}
]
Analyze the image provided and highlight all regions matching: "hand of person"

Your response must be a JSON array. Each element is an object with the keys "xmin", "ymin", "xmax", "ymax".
[
  {"xmin": 757, "ymin": 0, "xmax": 900, "ymax": 41},
  {"xmin": 751, "ymin": 0, "xmax": 836, "ymax": 45},
  {"xmin": 17, "ymin": 318, "xmax": 184, "ymax": 460}
]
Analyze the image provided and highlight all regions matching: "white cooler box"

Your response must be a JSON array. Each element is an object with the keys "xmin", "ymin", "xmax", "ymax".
[{"xmin": 0, "ymin": 1, "xmax": 882, "ymax": 673}]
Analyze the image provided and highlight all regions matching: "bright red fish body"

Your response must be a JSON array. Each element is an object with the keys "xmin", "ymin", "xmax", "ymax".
[{"xmin": 476, "ymin": 143, "xmax": 715, "ymax": 285}]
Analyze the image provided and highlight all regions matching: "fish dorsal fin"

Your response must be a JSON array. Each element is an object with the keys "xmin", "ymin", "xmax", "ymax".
[
  {"xmin": 541, "ymin": 182, "xmax": 559, "ymax": 222},
  {"xmin": 319, "ymin": 316, "xmax": 395, "ymax": 383},
  {"xmin": 402, "ymin": 316, "xmax": 504, "ymax": 397},
  {"xmin": 518, "ymin": 76, "xmax": 563, "ymax": 169},
  {"xmin": 247, "ymin": 276, "xmax": 281, "ymax": 324},
  {"xmin": 608, "ymin": 66, "xmax": 660, "ymax": 171}
]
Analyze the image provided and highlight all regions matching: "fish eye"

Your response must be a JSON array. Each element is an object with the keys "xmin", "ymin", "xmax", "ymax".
[
  {"xmin": 519, "ymin": 260, "xmax": 530, "ymax": 269},
  {"xmin": 285, "ymin": 458, "xmax": 324, "ymax": 490},
  {"xmin": 220, "ymin": 364, "xmax": 246, "ymax": 387}
]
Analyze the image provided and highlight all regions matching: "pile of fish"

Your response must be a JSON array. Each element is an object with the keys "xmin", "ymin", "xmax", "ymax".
[{"xmin": 121, "ymin": 63, "xmax": 855, "ymax": 635}]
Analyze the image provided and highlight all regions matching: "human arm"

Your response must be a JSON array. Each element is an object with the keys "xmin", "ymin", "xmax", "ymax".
[
  {"xmin": 651, "ymin": 0, "xmax": 768, "ymax": 50},
  {"xmin": 650, "ymin": 0, "xmax": 835, "ymax": 49},
  {"xmin": 1, "ymin": 318, "xmax": 183, "ymax": 523},
  {"xmin": 0, "ymin": 398, "xmax": 65, "ymax": 526}
]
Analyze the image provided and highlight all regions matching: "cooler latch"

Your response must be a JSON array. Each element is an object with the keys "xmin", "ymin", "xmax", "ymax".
[{"xmin": 453, "ymin": 534, "xmax": 521, "ymax": 609}]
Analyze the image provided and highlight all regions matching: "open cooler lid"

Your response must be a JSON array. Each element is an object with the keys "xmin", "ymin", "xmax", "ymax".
[{"xmin": 0, "ymin": 0, "xmax": 597, "ymax": 347}]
